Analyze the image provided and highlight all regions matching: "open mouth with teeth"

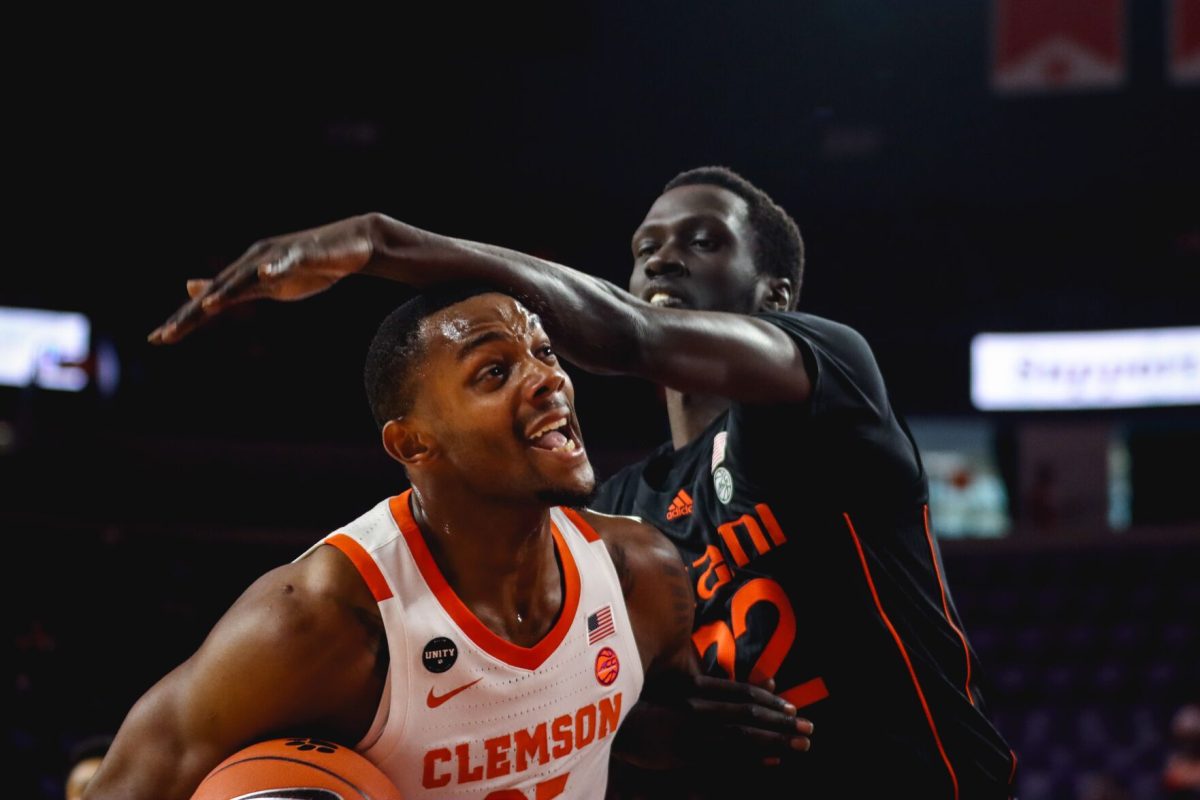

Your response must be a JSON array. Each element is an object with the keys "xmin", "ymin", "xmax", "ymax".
[
  {"xmin": 647, "ymin": 291, "xmax": 687, "ymax": 309},
  {"xmin": 526, "ymin": 415, "xmax": 582, "ymax": 454}
]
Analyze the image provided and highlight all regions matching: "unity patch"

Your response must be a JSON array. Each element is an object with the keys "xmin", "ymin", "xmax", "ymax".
[{"xmin": 422, "ymin": 637, "xmax": 459, "ymax": 673}]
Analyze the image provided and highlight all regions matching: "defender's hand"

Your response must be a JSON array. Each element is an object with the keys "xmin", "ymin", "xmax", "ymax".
[
  {"xmin": 679, "ymin": 674, "xmax": 813, "ymax": 762},
  {"xmin": 621, "ymin": 673, "xmax": 812, "ymax": 769},
  {"xmin": 148, "ymin": 214, "xmax": 378, "ymax": 344}
]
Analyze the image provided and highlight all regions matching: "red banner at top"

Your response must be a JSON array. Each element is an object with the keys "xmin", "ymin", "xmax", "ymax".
[
  {"xmin": 1171, "ymin": 0, "xmax": 1200, "ymax": 85},
  {"xmin": 993, "ymin": 0, "xmax": 1126, "ymax": 93}
]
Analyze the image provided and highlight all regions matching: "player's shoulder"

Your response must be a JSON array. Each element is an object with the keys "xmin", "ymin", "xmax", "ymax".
[
  {"xmin": 757, "ymin": 310, "xmax": 874, "ymax": 354},
  {"xmin": 579, "ymin": 508, "xmax": 668, "ymax": 549},
  {"xmin": 757, "ymin": 310, "xmax": 887, "ymax": 398},
  {"xmin": 232, "ymin": 545, "xmax": 381, "ymax": 648},
  {"xmin": 576, "ymin": 509, "xmax": 681, "ymax": 593}
]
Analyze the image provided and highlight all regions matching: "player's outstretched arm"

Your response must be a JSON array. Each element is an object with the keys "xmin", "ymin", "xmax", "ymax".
[
  {"xmin": 83, "ymin": 548, "xmax": 384, "ymax": 800},
  {"xmin": 585, "ymin": 511, "xmax": 811, "ymax": 769},
  {"xmin": 149, "ymin": 214, "xmax": 811, "ymax": 406}
]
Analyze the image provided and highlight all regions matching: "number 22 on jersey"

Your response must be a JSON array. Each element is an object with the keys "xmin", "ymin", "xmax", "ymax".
[{"xmin": 689, "ymin": 504, "xmax": 829, "ymax": 709}]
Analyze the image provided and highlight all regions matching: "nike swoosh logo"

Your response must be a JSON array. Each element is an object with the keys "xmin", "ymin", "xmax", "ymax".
[{"xmin": 426, "ymin": 677, "xmax": 483, "ymax": 708}]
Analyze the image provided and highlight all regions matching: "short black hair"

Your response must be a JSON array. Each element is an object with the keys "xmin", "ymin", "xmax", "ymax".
[
  {"xmin": 364, "ymin": 282, "xmax": 499, "ymax": 429},
  {"xmin": 663, "ymin": 166, "xmax": 804, "ymax": 307}
]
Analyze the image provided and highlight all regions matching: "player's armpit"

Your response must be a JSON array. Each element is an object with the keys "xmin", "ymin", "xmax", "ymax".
[{"xmin": 84, "ymin": 552, "xmax": 384, "ymax": 800}]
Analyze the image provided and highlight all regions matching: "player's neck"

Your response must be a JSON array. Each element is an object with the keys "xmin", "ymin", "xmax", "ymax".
[
  {"xmin": 408, "ymin": 484, "xmax": 564, "ymax": 646},
  {"xmin": 665, "ymin": 388, "xmax": 731, "ymax": 449}
]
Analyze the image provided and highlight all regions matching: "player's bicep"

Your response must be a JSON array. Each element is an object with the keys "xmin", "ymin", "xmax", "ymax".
[
  {"xmin": 637, "ymin": 310, "xmax": 812, "ymax": 405},
  {"xmin": 86, "ymin": 566, "xmax": 362, "ymax": 800},
  {"xmin": 84, "ymin": 662, "xmax": 232, "ymax": 800},
  {"xmin": 646, "ymin": 544, "xmax": 701, "ymax": 679},
  {"xmin": 603, "ymin": 516, "xmax": 698, "ymax": 680}
]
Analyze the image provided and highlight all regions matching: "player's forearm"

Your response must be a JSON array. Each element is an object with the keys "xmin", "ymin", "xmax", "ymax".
[
  {"xmin": 84, "ymin": 688, "xmax": 211, "ymax": 800},
  {"xmin": 364, "ymin": 213, "xmax": 651, "ymax": 375},
  {"xmin": 364, "ymin": 215, "xmax": 812, "ymax": 403}
]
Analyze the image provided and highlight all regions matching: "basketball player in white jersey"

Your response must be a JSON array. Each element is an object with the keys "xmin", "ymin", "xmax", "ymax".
[{"xmin": 87, "ymin": 286, "xmax": 811, "ymax": 800}]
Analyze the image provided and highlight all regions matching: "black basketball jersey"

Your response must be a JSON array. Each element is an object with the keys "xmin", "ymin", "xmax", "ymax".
[{"xmin": 595, "ymin": 312, "xmax": 1016, "ymax": 799}]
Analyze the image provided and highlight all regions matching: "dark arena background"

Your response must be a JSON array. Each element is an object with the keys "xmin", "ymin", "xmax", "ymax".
[{"xmin": 5, "ymin": 3, "xmax": 1199, "ymax": 799}]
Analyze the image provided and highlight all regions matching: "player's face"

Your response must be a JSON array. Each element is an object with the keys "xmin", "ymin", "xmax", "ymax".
[
  {"xmin": 629, "ymin": 184, "xmax": 768, "ymax": 314},
  {"xmin": 409, "ymin": 293, "xmax": 594, "ymax": 505}
]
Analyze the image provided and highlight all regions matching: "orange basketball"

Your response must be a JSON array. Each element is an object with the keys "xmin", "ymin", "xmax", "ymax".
[{"xmin": 192, "ymin": 737, "xmax": 403, "ymax": 800}]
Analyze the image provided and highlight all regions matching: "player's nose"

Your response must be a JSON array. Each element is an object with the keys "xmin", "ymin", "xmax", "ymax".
[
  {"xmin": 526, "ymin": 356, "xmax": 567, "ymax": 402},
  {"xmin": 643, "ymin": 243, "xmax": 688, "ymax": 279}
]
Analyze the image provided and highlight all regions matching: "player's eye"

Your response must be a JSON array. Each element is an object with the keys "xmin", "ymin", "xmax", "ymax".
[
  {"xmin": 692, "ymin": 237, "xmax": 717, "ymax": 251},
  {"xmin": 537, "ymin": 344, "xmax": 557, "ymax": 361},
  {"xmin": 477, "ymin": 363, "xmax": 508, "ymax": 384},
  {"xmin": 635, "ymin": 241, "xmax": 658, "ymax": 258}
]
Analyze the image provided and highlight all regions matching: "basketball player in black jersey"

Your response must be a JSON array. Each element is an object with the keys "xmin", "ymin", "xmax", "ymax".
[{"xmin": 152, "ymin": 166, "xmax": 1016, "ymax": 798}]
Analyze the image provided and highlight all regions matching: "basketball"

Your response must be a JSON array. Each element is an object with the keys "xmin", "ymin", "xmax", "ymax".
[{"xmin": 191, "ymin": 737, "xmax": 403, "ymax": 800}]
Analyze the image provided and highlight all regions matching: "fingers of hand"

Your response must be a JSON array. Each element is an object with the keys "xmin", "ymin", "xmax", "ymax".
[
  {"xmin": 706, "ymin": 722, "xmax": 811, "ymax": 757},
  {"xmin": 686, "ymin": 698, "xmax": 799, "ymax": 734},
  {"xmin": 690, "ymin": 675, "xmax": 796, "ymax": 715},
  {"xmin": 148, "ymin": 240, "xmax": 292, "ymax": 345},
  {"xmin": 257, "ymin": 246, "xmax": 299, "ymax": 280},
  {"xmin": 148, "ymin": 297, "xmax": 203, "ymax": 344},
  {"xmin": 186, "ymin": 279, "xmax": 212, "ymax": 299},
  {"xmin": 148, "ymin": 271, "xmax": 245, "ymax": 345},
  {"xmin": 203, "ymin": 262, "xmax": 260, "ymax": 309}
]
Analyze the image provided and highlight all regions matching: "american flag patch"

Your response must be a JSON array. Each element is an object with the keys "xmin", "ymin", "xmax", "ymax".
[
  {"xmin": 712, "ymin": 431, "xmax": 728, "ymax": 471},
  {"xmin": 587, "ymin": 605, "xmax": 615, "ymax": 645}
]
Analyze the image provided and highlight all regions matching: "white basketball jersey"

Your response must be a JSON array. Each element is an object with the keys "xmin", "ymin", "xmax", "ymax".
[{"xmin": 302, "ymin": 490, "xmax": 644, "ymax": 799}]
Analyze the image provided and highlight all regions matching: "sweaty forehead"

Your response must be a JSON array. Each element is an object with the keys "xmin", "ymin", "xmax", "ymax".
[
  {"xmin": 637, "ymin": 184, "xmax": 750, "ymax": 232},
  {"xmin": 419, "ymin": 293, "xmax": 542, "ymax": 352}
]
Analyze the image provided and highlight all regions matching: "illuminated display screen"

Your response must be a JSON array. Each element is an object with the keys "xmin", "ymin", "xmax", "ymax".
[
  {"xmin": 971, "ymin": 327, "xmax": 1200, "ymax": 410},
  {"xmin": 0, "ymin": 306, "xmax": 91, "ymax": 392}
]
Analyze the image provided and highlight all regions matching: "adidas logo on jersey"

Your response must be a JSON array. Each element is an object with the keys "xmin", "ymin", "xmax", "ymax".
[{"xmin": 666, "ymin": 489, "xmax": 693, "ymax": 520}]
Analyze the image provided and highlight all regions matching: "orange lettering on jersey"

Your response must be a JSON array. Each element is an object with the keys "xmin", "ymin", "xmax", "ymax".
[
  {"xmin": 575, "ymin": 704, "xmax": 596, "ymax": 748},
  {"xmin": 597, "ymin": 693, "xmax": 622, "ymax": 739},
  {"xmin": 427, "ymin": 694, "xmax": 622, "ymax": 786},
  {"xmin": 423, "ymin": 747, "xmax": 452, "ymax": 788},
  {"xmin": 692, "ymin": 545, "xmax": 733, "ymax": 599},
  {"xmin": 720, "ymin": 515, "xmax": 773, "ymax": 565},
  {"xmin": 550, "ymin": 714, "xmax": 573, "ymax": 758},
  {"xmin": 513, "ymin": 722, "xmax": 550, "ymax": 771},
  {"xmin": 755, "ymin": 503, "xmax": 787, "ymax": 546},
  {"xmin": 456, "ymin": 742, "xmax": 484, "ymax": 783},
  {"xmin": 716, "ymin": 520, "xmax": 752, "ymax": 566},
  {"xmin": 667, "ymin": 489, "xmax": 694, "ymax": 520},
  {"xmin": 536, "ymin": 774, "xmax": 570, "ymax": 799},
  {"xmin": 485, "ymin": 733, "xmax": 512, "ymax": 779},
  {"xmin": 692, "ymin": 619, "xmax": 736, "ymax": 677},
  {"xmin": 716, "ymin": 505, "xmax": 789, "ymax": 567},
  {"xmin": 732, "ymin": 578, "xmax": 797, "ymax": 684},
  {"xmin": 485, "ymin": 774, "xmax": 571, "ymax": 800}
]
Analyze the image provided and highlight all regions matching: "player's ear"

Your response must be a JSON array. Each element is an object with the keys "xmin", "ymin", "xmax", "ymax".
[
  {"xmin": 382, "ymin": 417, "xmax": 436, "ymax": 467},
  {"xmin": 758, "ymin": 275, "xmax": 793, "ymax": 312}
]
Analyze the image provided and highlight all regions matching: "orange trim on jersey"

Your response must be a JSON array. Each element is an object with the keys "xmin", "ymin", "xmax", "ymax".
[
  {"xmin": 389, "ymin": 490, "xmax": 581, "ymax": 671},
  {"xmin": 780, "ymin": 677, "xmax": 829, "ymax": 710},
  {"xmin": 844, "ymin": 512, "xmax": 960, "ymax": 800},
  {"xmin": 1008, "ymin": 749, "xmax": 1018, "ymax": 785},
  {"xmin": 922, "ymin": 504, "xmax": 976, "ymax": 707},
  {"xmin": 326, "ymin": 533, "xmax": 394, "ymax": 602},
  {"xmin": 560, "ymin": 506, "xmax": 601, "ymax": 544}
]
